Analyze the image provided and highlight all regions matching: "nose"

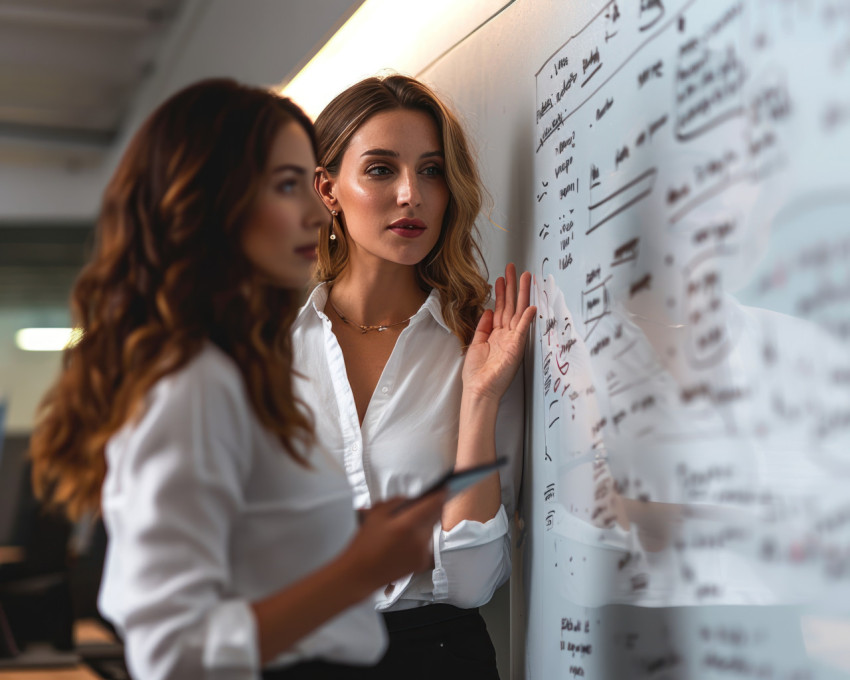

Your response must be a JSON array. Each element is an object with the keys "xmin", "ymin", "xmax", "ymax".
[{"xmin": 396, "ymin": 169, "xmax": 422, "ymax": 208}]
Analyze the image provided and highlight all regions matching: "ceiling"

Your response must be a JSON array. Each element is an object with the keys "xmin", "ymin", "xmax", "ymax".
[
  {"xmin": 0, "ymin": 0, "xmax": 185, "ymax": 169},
  {"xmin": 0, "ymin": 0, "xmax": 186, "ymax": 310}
]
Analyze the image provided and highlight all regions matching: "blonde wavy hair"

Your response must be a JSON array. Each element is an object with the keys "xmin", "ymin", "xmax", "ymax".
[
  {"xmin": 30, "ymin": 79, "xmax": 315, "ymax": 520},
  {"xmin": 313, "ymin": 74, "xmax": 489, "ymax": 346}
]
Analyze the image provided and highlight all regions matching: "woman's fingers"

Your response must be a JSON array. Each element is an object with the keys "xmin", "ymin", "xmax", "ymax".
[
  {"xmin": 503, "ymin": 263, "xmax": 517, "ymax": 325},
  {"xmin": 493, "ymin": 276, "xmax": 506, "ymax": 328},
  {"xmin": 515, "ymin": 304, "xmax": 538, "ymax": 337},
  {"xmin": 471, "ymin": 309, "xmax": 494, "ymax": 347},
  {"xmin": 354, "ymin": 492, "xmax": 445, "ymax": 581},
  {"xmin": 512, "ymin": 270, "xmax": 533, "ymax": 329},
  {"xmin": 390, "ymin": 491, "xmax": 444, "ymax": 571},
  {"xmin": 489, "ymin": 265, "xmax": 535, "ymax": 341}
]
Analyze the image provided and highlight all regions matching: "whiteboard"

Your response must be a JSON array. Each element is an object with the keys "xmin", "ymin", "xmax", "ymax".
[{"xmin": 418, "ymin": 0, "xmax": 850, "ymax": 678}]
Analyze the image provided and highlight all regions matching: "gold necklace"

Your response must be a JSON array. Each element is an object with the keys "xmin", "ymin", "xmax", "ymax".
[{"xmin": 329, "ymin": 301, "xmax": 414, "ymax": 334}]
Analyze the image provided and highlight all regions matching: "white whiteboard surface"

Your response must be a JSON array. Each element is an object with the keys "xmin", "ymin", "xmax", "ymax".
[{"xmin": 417, "ymin": 0, "xmax": 850, "ymax": 678}]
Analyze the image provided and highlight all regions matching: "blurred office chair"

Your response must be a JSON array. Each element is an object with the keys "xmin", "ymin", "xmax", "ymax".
[
  {"xmin": 0, "ymin": 438, "xmax": 75, "ymax": 666},
  {"xmin": 0, "ymin": 424, "xmax": 125, "ymax": 676}
]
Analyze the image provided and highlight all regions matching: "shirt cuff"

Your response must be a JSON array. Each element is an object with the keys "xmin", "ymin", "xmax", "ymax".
[
  {"xmin": 202, "ymin": 599, "xmax": 259, "ymax": 673},
  {"xmin": 372, "ymin": 572, "xmax": 415, "ymax": 610},
  {"xmin": 432, "ymin": 505, "xmax": 510, "ymax": 601}
]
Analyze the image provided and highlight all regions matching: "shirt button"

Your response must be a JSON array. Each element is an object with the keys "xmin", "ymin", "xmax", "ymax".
[
  {"xmin": 381, "ymin": 386, "xmax": 389, "ymax": 394},
  {"xmin": 350, "ymin": 442, "xmax": 360, "ymax": 452}
]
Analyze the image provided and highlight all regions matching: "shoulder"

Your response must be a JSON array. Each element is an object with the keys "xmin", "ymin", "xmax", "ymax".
[
  {"xmin": 107, "ymin": 343, "xmax": 257, "ymax": 482},
  {"xmin": 135, "ymin": 344, "xmax": 254, "ymax": 450},
  {"xmin": 155, "ymin": 343, "xmax": 247, "ymax": 405}
]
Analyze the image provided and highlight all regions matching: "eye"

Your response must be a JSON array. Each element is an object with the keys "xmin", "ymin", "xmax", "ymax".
[
  {"xmin": 275, "ymin": 178, "xmax": 299, "ymax": 195},
  {"xmin": 421, "ymin": 165, "xmax": 444, "ymax": 177},
  {"xmin": 366, "ymin": 164, "xmax": 393, "ymax": 177}
]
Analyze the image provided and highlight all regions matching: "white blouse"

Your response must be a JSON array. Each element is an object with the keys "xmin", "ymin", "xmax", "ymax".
[
  {"xmin": 292, "ymin": 284, "xmax": 524, "ymax": 611},
  {"xmin": 98, "ymin": 344, "xmax": 387, "ymax": 680}
]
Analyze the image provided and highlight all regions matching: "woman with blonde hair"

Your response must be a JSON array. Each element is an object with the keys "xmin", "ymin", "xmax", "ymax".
[
  {"xmin": 28, "ymin": 78, "xmax": 445, "ymax": 680},
  {"xmin": 293, "ymin": 74, "xmax": 535, "ymax": 678}
]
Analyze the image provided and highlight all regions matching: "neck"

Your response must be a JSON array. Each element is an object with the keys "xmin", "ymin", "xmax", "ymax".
[{"xmin": 328, "ymin": 259, "xmax": 426, "ymax": 326}]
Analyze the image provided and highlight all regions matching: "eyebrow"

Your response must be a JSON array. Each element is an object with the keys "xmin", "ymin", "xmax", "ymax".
[
  {"xmin": 360, "ymin": 148, "xmax": 444, "ymax": 160},
  {"xmin": 270, "ymin": 164, "xmax": 307, "ymax": 175}
]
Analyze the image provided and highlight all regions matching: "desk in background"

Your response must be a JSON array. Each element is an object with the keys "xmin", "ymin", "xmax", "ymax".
[{"xmin": 0, "ymin": 619, "xmax": 122, "ymax": 680}]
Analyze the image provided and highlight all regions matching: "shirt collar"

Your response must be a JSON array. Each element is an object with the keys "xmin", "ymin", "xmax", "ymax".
[
  {"xmin": 297, "ymin": 282, "xmax": 452, "ymax": 335},
  {"xmin": 294, "ymin": 282, "xmax": 330, "ymax": 328},
  {"xmin": 418, "ymin": 288, "xmax": 452, "ymax": 334}
]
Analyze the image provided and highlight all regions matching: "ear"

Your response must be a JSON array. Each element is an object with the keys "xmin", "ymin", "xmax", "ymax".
[{"xmin": 314, "ymin": 167, "xmax": 338, "ymax": 212}]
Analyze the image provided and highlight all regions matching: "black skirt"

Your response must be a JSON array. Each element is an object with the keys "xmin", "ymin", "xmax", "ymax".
[{"xmin": 263, "ymin": 604, "xmax": 500, "ymax": 680}]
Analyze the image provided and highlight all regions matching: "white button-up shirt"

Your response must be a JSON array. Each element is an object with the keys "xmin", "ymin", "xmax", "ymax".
[
  {"xmin": 98, "ymin": 344, "xmax": 387, "ymax": 680},
  {"xmin": 292, "ymin": 284, "xmax": 524, "ymax": 611}
]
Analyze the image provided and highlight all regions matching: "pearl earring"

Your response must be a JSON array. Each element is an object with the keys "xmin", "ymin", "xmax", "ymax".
[{"xmin": 330, "ymin": 210, "xmax": 338, "ymax": 241}]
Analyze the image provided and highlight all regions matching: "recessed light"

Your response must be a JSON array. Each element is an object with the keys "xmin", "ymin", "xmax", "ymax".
[{"xmin": 15, "ymin": 328, "xmax": 82, "ymax": 352}]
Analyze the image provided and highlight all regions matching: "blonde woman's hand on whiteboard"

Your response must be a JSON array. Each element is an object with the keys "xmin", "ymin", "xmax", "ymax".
[{"xmin": 462, "ymin": 263, "xmax": 537, "ymax": 403}]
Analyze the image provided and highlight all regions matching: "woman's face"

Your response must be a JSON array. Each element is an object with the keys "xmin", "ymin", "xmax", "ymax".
[
  {"xmin": 328, "ymin": 108, "xmax": 450, "ymax": 270},
  {"xmin": 242, "ymin": 121, "xmax": 328, "ymax": 288}
]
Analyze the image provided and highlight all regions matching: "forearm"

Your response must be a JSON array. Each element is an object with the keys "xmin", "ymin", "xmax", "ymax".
[
  {"xmin": 250, "ymin": 550, "xmax": 374, "ymax": 665},
  {"xmin": 442, "ymin": 391, "xmax": 502, "ymax": 531},
  {"xmin": 445, "ymin": 264, "xmax": 533, "ymax": 531}
]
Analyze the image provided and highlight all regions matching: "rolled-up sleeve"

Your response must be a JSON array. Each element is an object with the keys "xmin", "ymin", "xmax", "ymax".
[
  {"xmin": 99, "ymin": 360, "xmax": 258, "ymax": 680},
  {"xmin": 431, "ymin": 507, "xmax": 512, "ymax": 608}
]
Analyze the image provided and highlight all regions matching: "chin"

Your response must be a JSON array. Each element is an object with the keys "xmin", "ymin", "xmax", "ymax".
[
  {"xmin": 257, "ymin": 267, "xmax": 311, "ymax": 290},
  {"xmin": 392, "ymin": 249, "xmax": 435, "ymax": 268}
]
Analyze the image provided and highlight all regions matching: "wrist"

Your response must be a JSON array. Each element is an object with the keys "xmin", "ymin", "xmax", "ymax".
[{"xmin": 460, "ymin": 386, "xmax": 501, "ymax": 414}]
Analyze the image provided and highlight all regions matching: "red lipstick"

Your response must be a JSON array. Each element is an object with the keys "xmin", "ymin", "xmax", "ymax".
[{"xmin": 388, "ymin": 218, "xmax": 426, "ymax": 238}]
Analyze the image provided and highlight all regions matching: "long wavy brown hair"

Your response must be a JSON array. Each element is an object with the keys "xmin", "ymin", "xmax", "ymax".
[
  {"xmin": 30, "ymin": 78, "xmax": 316, "ymax": 521},
  {"xmin": 313, "ymin": 75, "xmax": 489, "ymax": 346}
]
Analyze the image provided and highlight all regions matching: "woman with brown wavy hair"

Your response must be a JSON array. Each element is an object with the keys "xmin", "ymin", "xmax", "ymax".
[
  {"xmin": 28, "ymin": 78, "xmax": 445, "ymax": 680},
  {"xmin": 293, "ymin": 74, "xmax": 535, "ymax": 678}
]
